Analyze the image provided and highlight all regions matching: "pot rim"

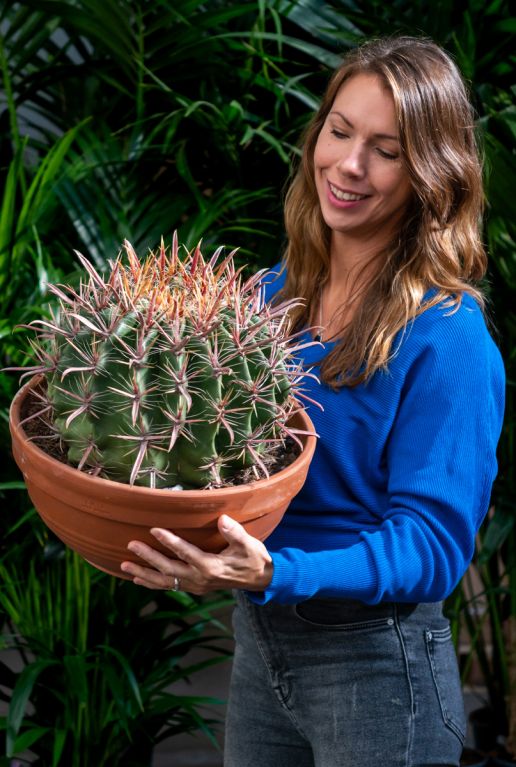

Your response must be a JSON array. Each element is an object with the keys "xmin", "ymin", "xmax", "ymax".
[{"xmin": 10, "ymin": 374, "xmax": 317, "ymax": 499}]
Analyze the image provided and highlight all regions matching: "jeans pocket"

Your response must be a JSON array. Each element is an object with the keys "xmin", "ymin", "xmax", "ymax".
[
  {"xmin": 424, "ymin": 626, "xmax": 466, "ymax": 743},
  {"xmin": 293, "ymin": 599, "xmax": 395, "ymax": 632}
]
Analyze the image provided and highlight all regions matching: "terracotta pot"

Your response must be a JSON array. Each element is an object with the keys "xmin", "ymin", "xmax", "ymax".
[{"xmin": 9, "ymin": 375, "xmax": 317, "ymax": 579}]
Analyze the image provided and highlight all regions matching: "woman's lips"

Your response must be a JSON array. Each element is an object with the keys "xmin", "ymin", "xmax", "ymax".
[{"xmin": 327, "ymin": 181, "xmax": 370, "ymax": 207}]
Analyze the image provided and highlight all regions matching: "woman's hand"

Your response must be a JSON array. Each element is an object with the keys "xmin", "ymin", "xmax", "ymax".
[{"xmin": 120, "ymin": 514, "xmax": 273, "ymax": 594}]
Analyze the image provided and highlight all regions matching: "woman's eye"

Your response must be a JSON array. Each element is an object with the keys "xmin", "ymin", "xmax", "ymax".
[
  {"xmin": 330, "ymin": 129, "xmax": 349, "ymax": 139},
  {"xmin": 376, "ymin": 148, "xmax": 398, "ymax": 160}
]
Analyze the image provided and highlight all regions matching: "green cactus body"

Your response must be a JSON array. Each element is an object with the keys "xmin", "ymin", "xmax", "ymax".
[
  {"xmin": 48, "ymin": 309, "xmax": 174, "ymax": 486},
  {"xmin": 174, "ymin": 333, "xmax": 224, "ymax": 487},
  {"xmin": 27, "ymin": 237, "xmax": 312, "ymax": 489}
]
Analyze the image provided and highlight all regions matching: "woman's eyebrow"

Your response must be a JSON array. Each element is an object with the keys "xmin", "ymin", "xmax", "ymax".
[{"xmin": 329, "ymin": 110, "xmax": 399, "ymax": 141}]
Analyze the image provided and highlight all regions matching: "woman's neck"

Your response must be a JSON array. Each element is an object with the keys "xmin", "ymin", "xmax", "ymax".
[
  {"xmin": 327, "ymin": 239, "xmax": 382, "ymax": 299},
  {"xmin": 315, "ymin": 233, "xmax": 386, "ymax": 341},
  {"xmin": 329, "ymin": 226, "xmax": 393, "ymax": 277}
]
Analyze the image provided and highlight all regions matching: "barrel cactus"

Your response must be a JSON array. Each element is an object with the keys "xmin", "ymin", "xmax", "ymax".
[{"xmin": 17, "ymin": 235, "xmax": 315, "ymax": 489}]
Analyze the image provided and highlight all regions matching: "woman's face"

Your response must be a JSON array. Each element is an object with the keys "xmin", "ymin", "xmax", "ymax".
[{"xmin": 313, "ymin": 73, "xmax": 413, "ymax": 244}]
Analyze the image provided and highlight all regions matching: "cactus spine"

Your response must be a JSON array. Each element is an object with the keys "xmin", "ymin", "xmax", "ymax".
[{"xmin": 21, "ymin": 235, "xmax": 313, "ymax": 489}]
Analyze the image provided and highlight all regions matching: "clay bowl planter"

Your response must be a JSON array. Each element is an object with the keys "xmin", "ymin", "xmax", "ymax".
[{"xmin": 9, "ymin": 375, "xmax": 317, "ymax": 580}]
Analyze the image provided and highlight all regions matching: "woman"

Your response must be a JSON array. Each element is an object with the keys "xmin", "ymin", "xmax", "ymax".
[{"xmin": 121, "ymin": 37, "xmax": 505, "ymax": 766}]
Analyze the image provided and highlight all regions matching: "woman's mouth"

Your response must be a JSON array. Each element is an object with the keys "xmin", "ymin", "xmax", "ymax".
[{"xmin": 328, "ymin": 182, "xmax": 369, "ymax": 202}]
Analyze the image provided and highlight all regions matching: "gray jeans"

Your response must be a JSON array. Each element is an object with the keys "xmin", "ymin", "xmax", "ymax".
[{"xmin": 224, "ymin": 592, "xmax": 465, "ymax": 767}]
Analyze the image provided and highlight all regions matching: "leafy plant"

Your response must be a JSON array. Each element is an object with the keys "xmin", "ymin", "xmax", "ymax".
[
  {"xmin": 0, "ymin": 0, "xmax": 311, "ymax": 270},
  {"xmin": 0, "ymin": 514, "xmax": 233, "ymax": 767}
]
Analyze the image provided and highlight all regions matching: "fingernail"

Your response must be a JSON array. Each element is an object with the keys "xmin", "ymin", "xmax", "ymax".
[{"xmin": 151, "ymin": 528, "xmax": 176, "ymax": 540}]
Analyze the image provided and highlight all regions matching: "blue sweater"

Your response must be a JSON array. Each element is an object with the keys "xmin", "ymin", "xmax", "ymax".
[{"xmin": 248, "ymin": 266, "xmax": 505, "ymax": 606}]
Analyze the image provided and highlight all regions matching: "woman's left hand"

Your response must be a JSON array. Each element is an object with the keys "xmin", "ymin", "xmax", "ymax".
[{"xmin": 120, "ymin": 514, "xmax": 273, "ymax": 594}]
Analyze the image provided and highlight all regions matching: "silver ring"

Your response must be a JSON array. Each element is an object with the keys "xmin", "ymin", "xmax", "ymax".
[{"xmin": 172, "ymin": 576, "xmax": 180, "ymax": 592}]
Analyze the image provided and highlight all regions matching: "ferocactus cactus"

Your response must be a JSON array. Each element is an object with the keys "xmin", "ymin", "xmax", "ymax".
[{"xmin": 18, "ymin": 235, "xmax": 314, "ymax": 489}]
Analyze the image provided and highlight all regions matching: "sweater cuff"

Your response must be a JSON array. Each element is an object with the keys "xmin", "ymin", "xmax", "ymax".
[{"xmin": 245, "ymin": 542, "xmax": 379, "ymax": 605}]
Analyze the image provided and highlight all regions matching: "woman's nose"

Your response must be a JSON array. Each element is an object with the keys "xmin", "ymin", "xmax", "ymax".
[{"xmin": 337, "ymin": 141, "xmax": 366, "ymax": 177}]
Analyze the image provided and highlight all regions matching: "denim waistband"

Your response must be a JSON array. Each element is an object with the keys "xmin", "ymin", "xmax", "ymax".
[{"xmin": 237, "ymin": 592, "xmax": 447, "ymax": 632}]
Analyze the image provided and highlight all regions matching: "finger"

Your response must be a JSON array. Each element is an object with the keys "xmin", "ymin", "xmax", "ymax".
[
  {"xmin": 150, "ymin": 528, "xmax": 215, "ymax": 569},
  {"xmin": 218, "ymin": 515, "xmax": 255, "ymax": 548},
  {"xmin": 120, "ymin": 560, "xmax": 178, "ymax": 590},
  {"xmin": 126, "ymin": 539, "xmax": 189, "ymax": 577}
]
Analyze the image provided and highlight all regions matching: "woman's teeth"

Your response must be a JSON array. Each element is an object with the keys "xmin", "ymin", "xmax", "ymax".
[{"xmin": 329, "ymin": 183, "xmax": 367, "ymax": 201}]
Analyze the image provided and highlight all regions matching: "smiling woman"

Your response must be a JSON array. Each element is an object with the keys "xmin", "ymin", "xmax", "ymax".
[
  {"xmin": 313, "ymin": 73, "xmax": 413, "ymax": 254},
  {"xmin": 282, "ymin": 35, "xmax": 487, "ymax": 379},
  {"xmin": 122, "ymin": 36, "xmax": 505, "ymax": 767}
]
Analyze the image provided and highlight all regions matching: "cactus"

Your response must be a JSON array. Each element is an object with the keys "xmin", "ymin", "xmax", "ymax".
[{"xmin": 16, "ymin": 235, "xmax": 316, "ymax": 489}]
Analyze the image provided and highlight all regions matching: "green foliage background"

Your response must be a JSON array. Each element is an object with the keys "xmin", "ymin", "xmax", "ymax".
[{"xmin": 0, "ymin": 0, "xmax": 514, "ymax": 763}]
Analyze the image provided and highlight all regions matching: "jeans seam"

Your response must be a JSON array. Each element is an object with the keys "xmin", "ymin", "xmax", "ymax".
[
  {"xmin": 244, "ymin": 599, "xmax": 309, "ymax": 739},
  {"xmin": 393, "ymin": 606, "xmax": 415, "ymax": 767},
  {"xmin": 424, "ymin": 630, "xmax": 466, "ymax": 744}
]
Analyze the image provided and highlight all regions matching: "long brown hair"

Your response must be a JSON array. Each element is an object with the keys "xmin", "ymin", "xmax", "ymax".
[{"xmin": 280, "ymin": 36, "xmax": 486, "ymax": 387}]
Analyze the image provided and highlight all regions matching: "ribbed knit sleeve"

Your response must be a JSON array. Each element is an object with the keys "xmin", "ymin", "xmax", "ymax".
[{"xmin": 247, "ymin": 293, "xmax": 505, "ymax": 606}]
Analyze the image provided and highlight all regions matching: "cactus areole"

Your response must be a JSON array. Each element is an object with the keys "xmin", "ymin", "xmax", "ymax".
[{"xmin": 19, "ymin": 235, "xmax": 316, "ymax": 490}]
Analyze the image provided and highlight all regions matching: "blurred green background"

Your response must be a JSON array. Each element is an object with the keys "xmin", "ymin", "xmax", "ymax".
[{"xmin": 0, "ymin": 1, "xmax": 514, "ymax": 764}]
